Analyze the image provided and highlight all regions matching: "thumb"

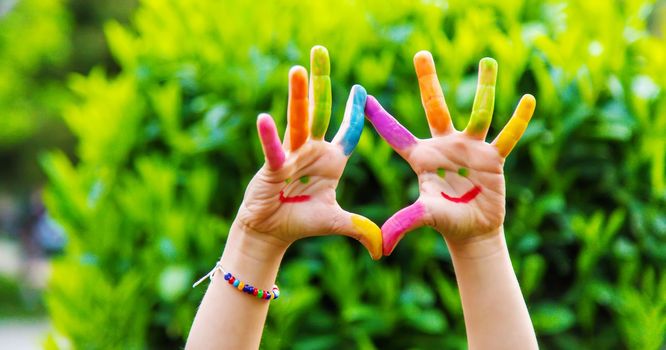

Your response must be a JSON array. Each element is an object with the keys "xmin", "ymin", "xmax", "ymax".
[
  {"xmin": 381, "ymin": 201, "xmax": 427, "ymax": 256},
  {"xmin": 331, "ymin": 208, "xmax": 382, "ymax": 260}
]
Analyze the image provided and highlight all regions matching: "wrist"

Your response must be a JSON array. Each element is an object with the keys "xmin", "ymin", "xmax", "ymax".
[
  {"xmin": 444, "ymin": 227, "xmax": 506, "ymax": 260},
  {"xmin": 219, "ymin": 221, "xmax": 289, "ymax": 289}
]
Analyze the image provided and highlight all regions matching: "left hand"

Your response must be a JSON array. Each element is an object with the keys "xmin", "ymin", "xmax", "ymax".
[{"xmin": 364, "ymin": 51, "xmax": 536, "ymax": 255}]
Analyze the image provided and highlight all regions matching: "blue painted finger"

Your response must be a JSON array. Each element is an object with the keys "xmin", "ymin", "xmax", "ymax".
[{"xmin": 333, "ymin": 84, "xmax": 367, "ymax": 155}]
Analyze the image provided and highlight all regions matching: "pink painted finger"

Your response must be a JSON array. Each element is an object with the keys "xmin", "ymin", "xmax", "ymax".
[
  {"xmin": 364, "ymin": 95, "xmax": 417, "ymax": 152},
  {"xmin": 257, "ymin": 113, "xmax": 285, "ymax": 170},
  {"xmin": 382, "ymin": 201, "xmax": 426, "ymax": 256}
]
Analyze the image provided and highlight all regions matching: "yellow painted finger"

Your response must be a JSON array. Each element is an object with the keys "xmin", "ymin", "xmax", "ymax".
[
  {"xmin": 492, "ymin": 94, "xmax": 536, "ymax": 157},
  {"xmin": 350, "ymin": 214, "xmax": 382, "ymax": 260}
]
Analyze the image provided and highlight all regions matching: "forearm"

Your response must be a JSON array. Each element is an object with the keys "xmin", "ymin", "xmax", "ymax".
[
  {"xmin": 186, "ymin": 223, "xmax": 287, "ymax": 350},
  {"xmin": 446, "ymin": 229, "xmax": 538, "ymax": 350}
]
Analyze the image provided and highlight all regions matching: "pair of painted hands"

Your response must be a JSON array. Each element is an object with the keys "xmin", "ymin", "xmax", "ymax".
[{"xmin": 233, "ymin": 46, "xmax": 535, "ymax": 260}]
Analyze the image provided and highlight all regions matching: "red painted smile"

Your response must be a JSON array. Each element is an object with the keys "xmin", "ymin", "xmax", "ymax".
[
  {"xmin": 279, "ymin": 190, "xmax": 310, "ymax": 203},
  {"xmin": 441, "ymin": 185, "xmax": 482, "ymax": 203}
]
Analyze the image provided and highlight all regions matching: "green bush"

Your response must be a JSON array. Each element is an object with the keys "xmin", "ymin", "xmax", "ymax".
[
  {"xmin": 0, "ymin": 0, "xmax": 70, "ymax": 147},
  {"xmin": 42, "ymin": 0, "xmax": 666, "ymax": 348}
]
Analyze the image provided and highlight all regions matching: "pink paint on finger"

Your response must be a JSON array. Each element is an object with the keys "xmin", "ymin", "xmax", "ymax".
[
  {"xmin": 365, "ymin": 96, "xmax": 417, "ymax": 150},
  {"xmin": 257, "ymin": 114, "xmax": 285, "ymax": 170},
  {"xmin": 381, "ymin": 202, "xmax": 426, "ymax": 255}
]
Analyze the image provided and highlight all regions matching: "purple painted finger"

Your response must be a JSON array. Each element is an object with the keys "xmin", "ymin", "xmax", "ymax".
[
  {"xmin": 257, "ymin": 113, "xmax": 285, "ymax": 170},
  {"xmin": 382, "ymin": 201, "xmax": 426, "ymax": 255},
  {"xmin": 365, "ymin": 96, "xmax": 417, "ymax": 151}
]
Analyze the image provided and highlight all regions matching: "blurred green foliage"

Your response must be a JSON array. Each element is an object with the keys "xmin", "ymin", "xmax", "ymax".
[
  {"xmin": 35, "ymin": 0, "xmax": 666, "ymax": 348},
  {"xmin": 0, "ymin": 0, "xmax": 69, "ymax": 146}
]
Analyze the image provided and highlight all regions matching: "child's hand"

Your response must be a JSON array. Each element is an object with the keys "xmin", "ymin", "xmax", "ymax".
[
  {"xmin": 233, "ymin": 46, "xmax": 382, "ymax": 260},
  {"xmin": 365, "ymin": 51, "xmax": 535, "ymax": 255}
]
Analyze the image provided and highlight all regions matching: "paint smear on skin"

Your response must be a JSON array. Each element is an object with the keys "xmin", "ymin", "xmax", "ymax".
[
  {"xmin": 381, "ymin": 202, "xmax": 426, "ymax": 255},
  {"xmin": 279, "ymin": 190, "xmax": 311, "ymax": 203},
  {"xmin": 365, "ymin": 96, "xmax": 417, "ymax": 151},
  {"xmin": 441, "ymin": 185, "xmax": 482, "ymax": 203},
  {"xmin": 339, "ymin": 85, "xmax": 367, "ymax": 155},
  {"xmin": 351, "ymin": 214, "xmax": 382, "ymax": 260}
]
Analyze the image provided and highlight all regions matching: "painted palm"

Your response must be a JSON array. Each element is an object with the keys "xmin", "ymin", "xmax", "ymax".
[
  {"xmin": 235, "ymin": 46, "xmax": 382, "ymax": 259},
  {"xmin": 365, "ymin": 51, "xmax": 536, "ymax": 255}
]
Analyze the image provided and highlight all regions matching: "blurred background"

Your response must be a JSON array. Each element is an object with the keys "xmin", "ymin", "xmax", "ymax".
[{"xmin": 0, "ymin": 0, "xmax": 665, "ymax": 349}]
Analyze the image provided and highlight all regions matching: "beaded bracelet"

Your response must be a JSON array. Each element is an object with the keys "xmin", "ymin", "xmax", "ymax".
[{"xmin": 192, "ymin": 262, "xmax": 280, "ymax": 301}]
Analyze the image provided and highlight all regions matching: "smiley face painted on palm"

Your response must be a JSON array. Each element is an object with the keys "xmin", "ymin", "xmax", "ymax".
[
  {"xmin": 278, "ymin": 175, "xmax": 312, "ymax": 203},
  {"xmin": 436, "ymin": 167, "xmax": 482, "ymax": 203}
]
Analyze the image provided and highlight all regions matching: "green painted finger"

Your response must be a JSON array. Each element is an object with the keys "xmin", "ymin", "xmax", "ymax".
[
  {"xmin": 309, "ymin": 45, "xmax": 332, "ymax": 139},
  {"xmin": 465, "ymin": 57, "xmax": 497, "ymax": 140}
]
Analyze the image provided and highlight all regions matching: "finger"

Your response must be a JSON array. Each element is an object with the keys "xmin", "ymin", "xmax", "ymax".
[
  {"xmin": 382, "ymin": 201, "xmax": 427, "ymax": 256},
  {"xmin": 465, "ymin": 57, "xmax": 498, "ymax": 140},
  {"xmin": 287, "ymin": 66, "xmax": 309, "ymax": 151},
  {"xmin": 413, "ymin": 51, "xmax": 453, "ymax": 135},
  {"xmin": 364, "ymin": 95, "xmax": 418, "ymax": 155},
  {"xmin": 309, "ymin": 46, "xmax": 332, "ymax": 139},
  {"xmin": 332, "ymin": 85, "xmax": 366, "ymax": 156},
  {"xmin": 256, "ymin": 113, "xmax": 286, "ymax": 170},
  {"xmin": 492, "ymin": 94, "xmax": 536, "ymax": 157},
  {"xmin": 332, "ymin": 209, "xmax": 382, "ymax": 260}
]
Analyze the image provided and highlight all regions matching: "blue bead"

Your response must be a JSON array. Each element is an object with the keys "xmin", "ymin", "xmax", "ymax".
[
  {"xmin": 273, "ymin": 290, "xmax": 280, "ymax": 299},
  {"xmin": 233, "ymin": 280, "xmax": 240, "ymax": 287},
  {"xmin": 224, "ymin": 273, "xmax": 231, "ymax": 281}
]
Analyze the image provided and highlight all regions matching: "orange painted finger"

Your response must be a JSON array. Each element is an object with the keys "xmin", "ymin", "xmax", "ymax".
[
  {"xmin": 492, "ymin": 94, "xmax": 536, "ymax": 157},
  {"xmin": 288, "ymin": 66, "xmax": 309, "ymax": 151},
  {"xmin": 414, "ymin": 51, "xmax": 452, "ymax": 135}
]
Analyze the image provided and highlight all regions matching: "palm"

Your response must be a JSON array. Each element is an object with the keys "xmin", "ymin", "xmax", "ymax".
[
  {"xmin": 365, "ymin": 51, "xmax": 535, "ymax": 255},
  {"xmin": 234, "ymin": 46, "xmax": 382, "ymax": 260},
  {"xmin": 237, "ymin": 141, "xmax": 347, "ymax": 242},
  {"xmin": 410, "ymin": 134, "xmax": 505, "ymax": 239}
]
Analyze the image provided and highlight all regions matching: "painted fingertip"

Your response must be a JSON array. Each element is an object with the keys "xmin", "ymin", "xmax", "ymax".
[
  {"xmin": 352, "ymin": 84, "xmax": 367, "ymax": 104},
  {"xmin": 289, "ymin": 66, "xmax": 308, "ymax": 97},
  {"xmin": 310, "ymin": 45, "xmax": 330, "ymax": 76},
  {"xmin": 414, "ymin": 50, "xmax": 436, "ymax": 76},
  {"xmin": 478, "ymin": 57, "xmax": 498, "ymax": 84},
  {"xmin": 522, "ymin": 94, "xmax": 536, "ymax": 110},
  {"xmin": 351, "ymin": 214, "xmax": 382, "ymax": 260}
]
